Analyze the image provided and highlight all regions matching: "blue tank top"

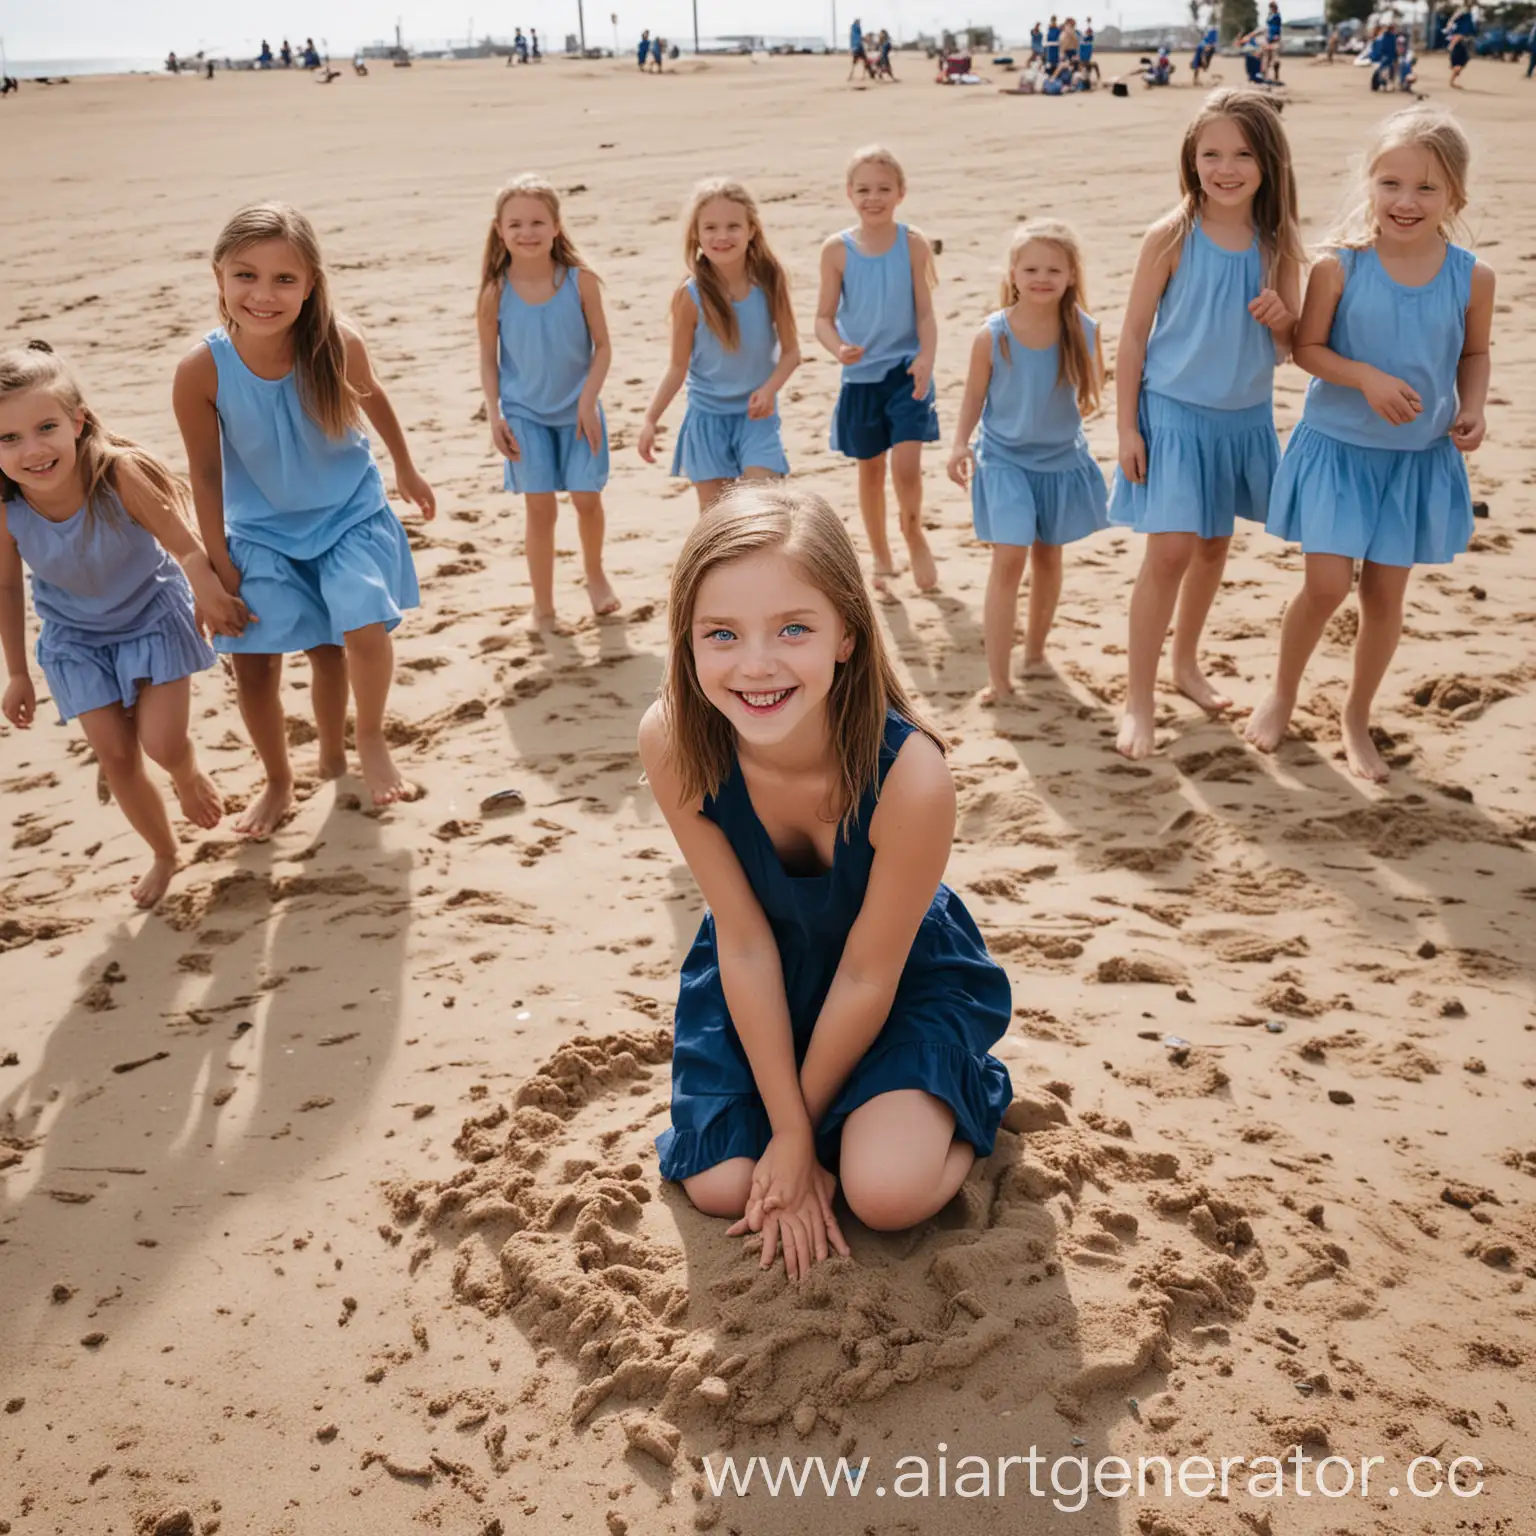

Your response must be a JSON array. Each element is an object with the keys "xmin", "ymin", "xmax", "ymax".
[
  {"xmin": 497, "ymin": 266, "xmax": 593, "ymax": 427},
  {"xmin": 836, "ymin": 226, "xmax": 920, "ymax": 384},
  {"xmin": 1300, "ymin": 243, "xmax": 1474, "ymax": 452},
  {"xmin": 685, "ymin": 279, "xmax": 779, "ymax": 414},
  {"xmin": 1143, "ymin": 221, "xmax": 1275, "ymax": 412},
  {"xmin": 208, "ymin": 328, "xmax": 386, "ymax": 562},
  {"xmin": 979, "ymin": 309, "xmax": 1096, "ymax": 472},
  {"xmin": 6, "ymin": 489, "xmax": 188, "ymax": 640}
]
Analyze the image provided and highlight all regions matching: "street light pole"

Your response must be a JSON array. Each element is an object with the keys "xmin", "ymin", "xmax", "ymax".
[
  {"xmin": 693, "ymin": 0, "xmax": 700, "ymax": 53},
  {"xmin": 578, "ymin": 0, "xmax": 587, "ymax": 53}
]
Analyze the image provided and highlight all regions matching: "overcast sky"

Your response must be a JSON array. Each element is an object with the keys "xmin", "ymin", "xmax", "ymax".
[{"xmin": 5, "ymin": 0, "xmax": 1192, "ymax": 60}]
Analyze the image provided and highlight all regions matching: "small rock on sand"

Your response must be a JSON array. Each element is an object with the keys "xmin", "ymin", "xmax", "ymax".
[
  {"xmin": 620, "ymin": 1411, "xmax": 680, "ymax": 1467},
  {"xmin": 1096, "ymin": 953, "xmax": 1187, "ymax": 986},
  {"xmin": 135, "ymin": 1511, "xmax": 193, "ymax": 1536}
]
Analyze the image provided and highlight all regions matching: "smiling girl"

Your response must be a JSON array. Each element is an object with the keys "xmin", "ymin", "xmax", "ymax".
[
  {"xmin": 1109, "ymin": 90, "xmax": 1303, "ymax": 759},
  {"xmin": 174, "ymin": 202, "xmax": 434, "ymax": 834},
  {"xmin": 947, "ymin": 219, "xmax": 1108, "ymax": 702},
  {"xmin": 1, "ymin": 342, "xmax": 234, "ymax": 907},
  {"xmin": 477, "ymin": 174, "xmax": 618, "ymax": 627},
  {"xmin": 1249, "ymin": 110, "xmax": 1492, "ymax": 782},
  {"xmin": 638, "ymin": 178, "xmax": 800, "ymax": 513},
  {"xmin": 639, "ymin": 485, "xmax": 1013, "ymax": 1280}
]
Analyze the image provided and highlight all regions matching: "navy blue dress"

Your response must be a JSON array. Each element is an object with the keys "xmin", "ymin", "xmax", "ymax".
[{"xmin": 656, "ymin": 712, "xmax": 1014, "ymax": 1182}]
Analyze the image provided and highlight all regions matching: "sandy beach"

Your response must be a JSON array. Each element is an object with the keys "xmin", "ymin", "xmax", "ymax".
[{"xmin": 2, "ymin": 53, "xmax": 1535, "ymax": 1535}]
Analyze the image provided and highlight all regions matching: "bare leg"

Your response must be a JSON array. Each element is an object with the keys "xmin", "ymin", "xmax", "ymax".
[
  {"xmin": 569, "ymin": 490, "xmax": 620, "ymax": 615},
  {"xmin": 1023, "ymin": 541, "xmax": 1063, "ymax": 668},
  {"xmin": 1119, "ymin": 532, "xmax": 1195, "ymax": 759},
  {"xmin": 980, "ymin": 543, "xmax": 1029, "ymax": 703},
  {"xmin": 839, "ymin": 1090, "xmax": 972, "ymax": 1231},
  {"xmin": 345, "ymin": 621, "xmax": 417, "ymax": 806},
  {"xmin": 856, "ymin": 453, "xmax": 896, "ymax": 587},
  {"xmin": 1342, "ymin": 559, "xmax": 1411, "ymax": 783},
  {"xmin": 692, "ymin": 478, "xmax": 731, "ymax": 514},
  {"xmin": 890, "ymin": 440, "xmax": 938, "ymax": 592},
  {"xmin": 1169, "ymin": 533, "xmax": 1234, "ymax": 712},
  {"xmin": 306, "ymin": 643, "xmax": 349, "ymax": 779},
  {"xmin": 681, "ymin": 1157, "xmax": 755, "ymax": 1220},
  {"xmin": 134, "ymin": 678, "xmax": 221, "ymax": 829},
  {"xmin": 523, "ymin": 491, "xmax": 560, "ymax": 629},
  {"xmin": 230, "ymin": 652, "xmax": 294, "ymax": 837},
  {"xmin": 1245, "ymin": 553, "xmax": 1353, "ymax": 753},
  {"xmin": 77, "ymin": 703, "xmax": 179, "ymax": 907}
]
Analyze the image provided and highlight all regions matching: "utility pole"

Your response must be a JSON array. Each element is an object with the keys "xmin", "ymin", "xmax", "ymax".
[
  {"xmin": 578, "ymin": 0, "xmax": 587, "ymax": 52},
  {"xmin": 693, "ymin": 0, "xmax": 700, "ymax": 52}
]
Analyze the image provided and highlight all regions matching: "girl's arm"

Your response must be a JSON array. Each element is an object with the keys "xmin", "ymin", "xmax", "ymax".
[
  {"xmin": 115, "ymin": 459, "xmax": 251, "ymax": 637},
  {"xmin": 575, "ymin": 269, "xmax": 612, "ymax": 455},
  {"xmin": 946, "ymin": 325, "xmax": 993, "ymax": 487},
  {"xmin": 171, "ymin": 343, "xmax": 238, "ymax": 591},
  {"xmin": 907, "ymin": 228, "xmax": 939, "ymax": 399},
  {"xmin": 1292, "ymin": 255, "xmax": 1422, "ymax": 425},
  {"xmin": 797, "ymin": 734, "xmax": 956, "ymax": 1124},
  {"xmin": 343, "ymin": 326, "xmax": 436, "ymax": 518},
  {"xmin": 1451, "ymin": 262, "xmax": 1495, "ymax": 452},
  {"xmin": 0, "ymin": 512, "xmax": 34, "ymax": 728},
  {"xmin": 1250, "ymin": 250, "xmax": 1304, "ymax": 360},
  {"xmin": 813, "ymin": 236, "xmax": 855, "ymax": 364},
  {"xmin": 1115, "ymin": 219, "xmax": 1177, "ymax": 482},
  {"xmin": 747, "ymin": 287, "xmax": 802, "ymax": 419},
  {"xmin": 637, "ymin": 286, "xmax": 695, "ymax": 462},
  {"xmin": 476, "ymin": 281, "xmax": 519, "ymax": 463}
]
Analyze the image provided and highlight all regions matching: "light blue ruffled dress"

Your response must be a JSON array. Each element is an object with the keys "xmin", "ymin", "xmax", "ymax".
[
  {"xmin": 970, "ymin": 309, "xmax": 1108, "ymax": 547},
  {"xmin": 5, "ymin": 489, "xmax": 214, "ymax": 723},
  {"xmin": 1108, "ymin": 219, "xmax": 1281, "ymax": 538},
  {"xmin": 656, "ymin": 711, "xmax": 1013, "ymax": 1181},
  {"xmin": 1267, "ymin": 243, "xmax": 1475, "ymax": 567},
  {"xmin": 496, "ymin": 267, "xmax": 610, "ymax": 495},
  {"xmin": 670, "ymin": 280, "xmax": 788, "ymax": 482}
]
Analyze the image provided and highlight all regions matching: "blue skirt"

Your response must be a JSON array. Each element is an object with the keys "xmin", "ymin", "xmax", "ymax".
[
  {"xmin": 671, "ymin": 405, "xmax": 789, "ymax": 482},
  {"xmin": 656, "ymin": 890, "xmax": 1014, "ymax": 1181},
  {"xmin": 38, "ymin": 583, "xmax": 215, "ymax": 723},
  {"xmin": 215, "ymin": 506, "xmax": 419, "ymax": 655},
  {"xmin": 972, "ymin": 440, "xmax": 1108, "ymax": 548},
  {"xmin": 503, "ymin": 408, "xmax": 609, "ymax": 495},
  {"xmin": 1266, "ymin": 422, "xmax": 1472, "ymax": 568},
  {"xmin": 1108, "ymin": 390, "xmax": 1279, "ymax": 539}
]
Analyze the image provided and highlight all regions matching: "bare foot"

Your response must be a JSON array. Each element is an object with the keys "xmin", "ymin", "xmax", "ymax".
[
  {"xmin": 97, "ymin": 764, "xmax": 112, "ymax": 805},
  {"xmin": 172, "ymin": 766, "xmax": 223, "ymax": 829},
  {"xmin": 1341, "ymin": 715, "xmax": 1390, "ymax": 784},
  {"xmin": 586, "ymin": 572, "xmax": 622, "ymax": 618},
  {"xmin": 526, "ymin": 607, "xmax": 574, "ymax": 637},
  {"xmin": 909, "ymin": 539, "xmax": 940, "ymax": 593},
  {"xmin": 978, "ymin": 683, "xmax": 1015, "ymax": 708},
  {"xmin": 1116, "ymin": 707, "xmax": 1157, "ymax": 760},
  {"xmin": 1020, "ymin": 653, "xmax": 1052, "ymax": 677},
  {"xmin": 1172, "ymin": 662, "xmax": 1233, "ymax": 715},
  {"xmin": 1243, "ymin": 691, "xmax": 1295, "ymax": 754},
  {"xmin": 357, "ymin": 733, "xmax": 420, "ymax": 808},
  {"xmin": 234, "ymin": 779, "xmax": 295, "ymax": 838},
  {"xmin": 131, "ymin": 855, "xmax": 178, "ymax": 909},
  {"xmin": 317, "ymin": 751, "xmax": 348, "ymax": 781}
]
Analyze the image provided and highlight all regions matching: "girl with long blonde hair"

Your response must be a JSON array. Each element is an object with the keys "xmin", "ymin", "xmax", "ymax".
[
  {"xmin": 476, "ymin": 173, "xmax": 619, "ymax": 626},
  {"xmin": 174, "ymin": 201, "xmax": 435, "ymax": 835},
  {"xmin": 639, "ymin": 484, "xmax": 1012, "ymax": 1278},
  {"xmin": 638, "ymin": 178, "xmax": 801, "ymax": 513},
  {"xmin": 947, "ymin": 219, "xmax": 1108, "ymax": 702}
]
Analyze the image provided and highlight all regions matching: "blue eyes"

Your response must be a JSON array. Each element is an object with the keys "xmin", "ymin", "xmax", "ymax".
[
  {"xmin": 782, "ymin": 623, "xmax": 809, "ymax": 637},
  {"xmin": 702, "ymin": 624, "xmax": 810, "ymax": 642},
  {"xmin": 705, "ymin": 628, "xmax": 735, "ymax": 642}
]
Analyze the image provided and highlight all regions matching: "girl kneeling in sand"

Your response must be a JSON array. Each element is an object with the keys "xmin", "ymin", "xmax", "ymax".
[
  {"xmin": 0, "ymin": 342, "xmax": 243, "ymax": 907},
  {"xmin": 640, "ymin": 486, "xmax": 1013, "ymax": 1279}
]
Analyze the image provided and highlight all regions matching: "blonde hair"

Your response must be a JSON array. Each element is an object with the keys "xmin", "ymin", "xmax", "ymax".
[
  {"xmin": 681, "ymin": 178, "xmax": 792, "ymax": 352},
  {"xmin": 212, "ymin": 202, "xmax": 361, "ymax": 440},
  {"xmin": 1168, "ymin": 89, "xmax": 1304, "ymax": 282},
  {"xmin": 661, "ymin": 484, "xmax": 942, "ymax": 833},
  {"xmin": 1328, "ymin": 108, "xmax": 1472, "ymax": 252},
  {"xmin": 846, "ymin": 143, "xmax": 906, "ymax": 194},
  {"xmin": 480, "ymin": 174, "xmax": 596, "ymax": 291},
  {"xmin": 0, "ymin": 342, "xmax": 187, "ymax": 527},
  {"xmin": 997, "ymin": 220, "xmax": 1101, "ymax": 417}
]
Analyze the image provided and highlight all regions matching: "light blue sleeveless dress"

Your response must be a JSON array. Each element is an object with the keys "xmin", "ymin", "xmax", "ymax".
[
  {"xmin": 971, "ymin": 309, "xmax": 1108, "ymax": 547},
  {"xmin": 207, "ymin": 328, "xmax": 418, "ymax": 655},
  {"xmin": 496, "ymin": 267, "xmax": 610, "ymax": 495},
  {"xmin": 830, "ymin": 225, "xmax": 940, "ymax": 459},
  {"xmin": 670, "ymin": 280, "xmax": 789, "ymax": 482},
  {"xmin": 4, "ymin": 490, "xmax": 213, "ymax": 723},
  {"xmin": 1268, "ymin": 243, "xmax": 1475, "ymax": 567},
  {"xmin": 1108, "ymin": 220, "xmax": 1281, "ymax": 539},
  {"xmin": 656, "ymin": 711, "xmax": 1013, "ymax": 1181}
]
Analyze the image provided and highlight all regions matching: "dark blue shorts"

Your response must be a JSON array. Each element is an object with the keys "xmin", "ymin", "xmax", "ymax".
[{"xmin": 830, "ymin": 360, "xmax": 940, "ymax": 461}]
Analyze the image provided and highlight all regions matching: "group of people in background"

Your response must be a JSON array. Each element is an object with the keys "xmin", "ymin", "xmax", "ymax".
[
  {"xmin": 256, "ymin": 38, "xmax": 323, "ymax": 70},
  {"xmin": 637, "ymin": 31, "xmax": 674, "ymax": 70},
  {"xmin": 848, "ymin": 20, "xmax": 898, "ymax": 81}
]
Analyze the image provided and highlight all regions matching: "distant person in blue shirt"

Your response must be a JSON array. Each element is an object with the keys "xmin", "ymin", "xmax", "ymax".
[
  {"xmin": 1030, "ymin": 22, "xmax": 1044, "ymax": 58},
  {"xmin": 258, "ymin": 39, "xmax": 274, "ymax": 67},
  {"xmin": 849, "ymin": 17, "xmax": 871, "ymax": 78},
  {"xmin": 1191, "ymin": 18, "xmax": 1218, "ymax": 84},
  {"xmin": 1046, "ymin": 15, "xmax": 1061, "ymax": 67},
  {"xmin": 1263, "ymin": 1, "xmax": 1283, "ymax": 80},
  {"xmin": 1448, "ymin": 5, "xmax": 1474, "ymax": 87},
  {"xmin": 638, "ymin": 28, "xmax": 651, "ymax": 67}
]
